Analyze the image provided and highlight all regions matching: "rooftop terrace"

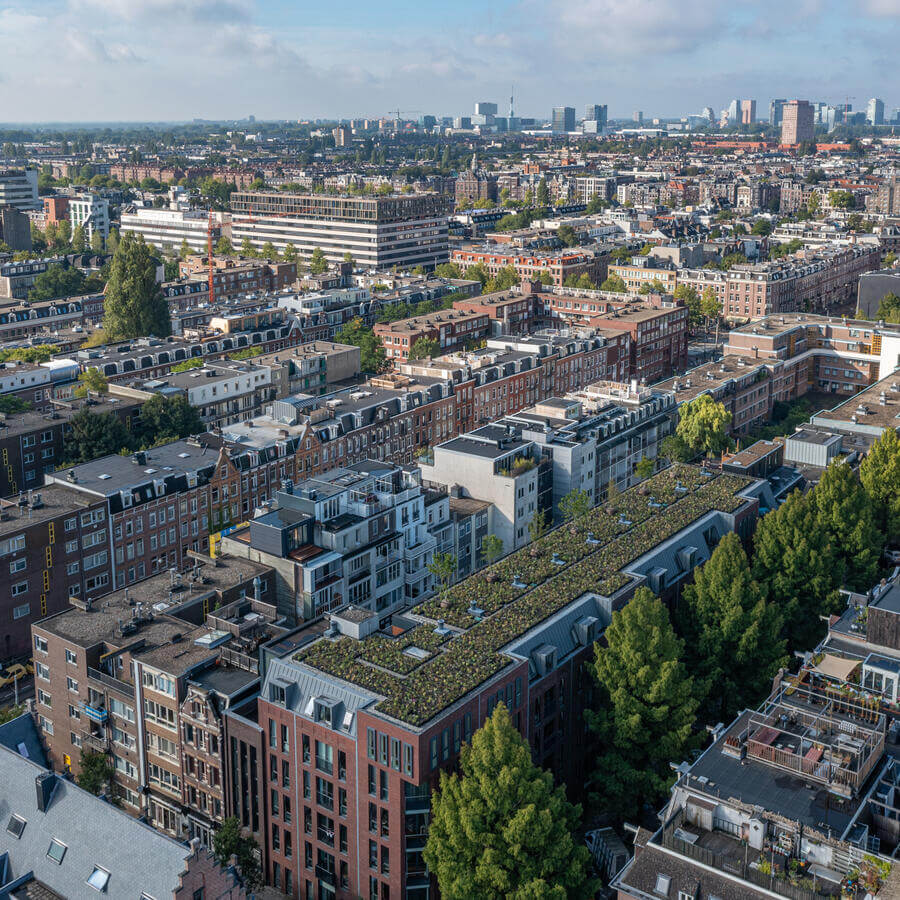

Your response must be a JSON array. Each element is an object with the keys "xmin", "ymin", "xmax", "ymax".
[{"xmin": 294, "ymin": 464, "xmax": 753, "ymax": 727}]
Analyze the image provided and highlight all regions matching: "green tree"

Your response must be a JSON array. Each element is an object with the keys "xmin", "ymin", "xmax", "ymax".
[
  {"xmin": 638, "ymin": 278, "xmax": 665, "ymax": 295},
  {"xmin": 410, "ymin": 336, "xmax": 440, "ymax": 359},
  {"xmin": 90, "ymin": 230, "xmax": 104, "ymax": 253},
  {"xmin": 860, "ymin": 429, "xmax": 900, "ymax": 540},
  {"xmin": 77, "ymin": 750, "xmax": 113, "ymax": 795},
  {"xmin": 828, "ymin": 189, "xmax": 855, "ymax": 210},
  {"xmin": 0, "ymin": 704, "xmax": 24, "ymax": 724},
  {"xmin": 106, "ymin": 228, "xmax": 119, "ymax": 254},
  {"xmin": 240, "ymin": 237, "xmax": 255, "ymax": 257},
  {"xmin": 102, "ymin": 233, "xmax": 171, "ymax": 340},
  {"xmin": 215, "ymin": 236, "xmax": 233, "ymax": 255},
  {"xmin": 136, "ymin": 394, "xmax": 204, "ymax": 446},
  {"xmin": 751, "ymin": 219, "xmax": 773, "ymax": 236},
  {"xmin": 881, "ymin": 252, "xmax": 897, "ymax": 270},
  {"xmin": 700, "ymin": 285, "xmax": 721, "ymax": 322},
  {"xmin": 634, "ymin": 456, "xmax": 654, "ymax": 480},
  {"xmin": 309, "ymin": 246, "xmax": 328, "ymax": 274},
  {"xmin": 536, "ymin": 177, "xmax": 550, "ymax": 207},
  {"xmin": 575, "ymin": 272, "xmax": 596, "ymax": 290},
  {"xmin": 424, "ymin": 704, "xmax": 596, "ymax": 900},
  {"xmin": 480, "ymin": 534, "xmax": 504, "ymax": 566},
  {"xmin": 674, "ymin": 283, "xmax": 702, "ymax": 326},
  {"xmin": 71, "ymin": 224, "xmax": 87, "ymax": 252},
  {"xmin": 588, "ymin": 588, "xmax": 698, "ymax": 821},
  {"xmin": 812, "ymin": 461, "xmax": 882, "ymax": 590},
  {"xmin": 57, "ymin": 220, "xmax": 72, "ymax": 247},
  {"xmin": 559, "ymin": 488, "xmax": 592, "ymax": 522},
  {"xmin": 28, "ymin": 265, "xmax": 87, "ymax": 301},
  {"xmin": 63, "ymin": 408, "xmax": 128, "ymax": 463},
  {"xmin": 427, "ymin": 551, "xmax": 457, "ymax": 593},
  {"xmin": 806, "ymin": 192, "xmax": 821, "ymax": 218},
  {"xmin": 334, "ymin": 317, "xmax": 385, "ymax": 373},
  {"xmin": 679, "ymin": 533, "xmax": 787, "ymax": 723},
  {"xmin": 752, "ymin": 490, "xmax": 843, "ymax": 651},
  {"xmin": 599, "ymin": 274, "xmax": 627, "ymax": 293},
  {"xmin": 260, "ymin": 241, "xmax": 278, "ymax": 260},
  {"xmin": 557, "ymin": 224, "xmax": 577, "ymax": 247},
  {"xmin": 659, "ymin": 434, "xmax": 691, "ymax": 463},
  {"xmin": 464, "ymin": 263, "xmax": 490, "ymax": 288},
  {"xmin": 875, "ymin": 292, "xmax": 900, "ymax": 323},
  {"xmin": 282, "ymin": 242, "xmax": 297, "ymax": 262},
  {"xmin": 212, "ymin": 817, "xmax": 262, "ymax": 891},
  {"xmin": 527, "ymin": 508, "xmax": 550, "ymax": 543},
  {"xmin": 434, "ymin": 262, "xmax": 463, "ymax": 279},
  {"xmin": 585, "ymin": 195, "xmax": 605, "ymax": 214},
  {"xmin": 74, "ymin": 368, "xmax": 109, "ymax": 398},
  {"xmin": 676, "ymin": 394, "xmax": 732, "ymax": 456},
  {"xmin": 177, "ymin": 238, "xmax": 191, "ymax": 259}
]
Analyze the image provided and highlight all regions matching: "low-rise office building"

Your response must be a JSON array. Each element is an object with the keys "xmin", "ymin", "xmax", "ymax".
[{"xmin": 120, "ymin": 207, "xmax": 225, "ymax": 253}]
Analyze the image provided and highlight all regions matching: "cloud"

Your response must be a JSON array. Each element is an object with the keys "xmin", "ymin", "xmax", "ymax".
[
  {"xmin": 862, "ymin": 0, "xmax": 900, "ymax": 14},
  {"xmin": 69, "ymin": 0, "xmax": 252, "ymax": 22},
  {"xmin": 65, "ymin": 31, "xmax": 141, "ymax": 63},
  {"xmin": 0, "ymin": 7, "xmax": 46, "ymax": 34}
]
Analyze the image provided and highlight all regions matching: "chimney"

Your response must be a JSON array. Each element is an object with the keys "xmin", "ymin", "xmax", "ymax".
[{"xmin": 36, "ymin": 771, "xmax": 57, "ymax": 812}]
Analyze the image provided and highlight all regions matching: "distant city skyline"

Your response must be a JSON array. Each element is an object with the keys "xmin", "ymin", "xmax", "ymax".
[{"xmin": 1, "ymin": 0, "xmax": 899, "ymax": 122}]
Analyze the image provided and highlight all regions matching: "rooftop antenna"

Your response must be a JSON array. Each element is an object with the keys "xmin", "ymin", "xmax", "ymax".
[{"xmin": 509, "ymin": 85, "xmax": 515, "ymax": 120}]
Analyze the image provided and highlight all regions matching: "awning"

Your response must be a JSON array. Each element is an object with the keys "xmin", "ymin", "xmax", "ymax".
[{"xmin": 813, "ymin": 654, "xmax": 860, "ymax": 683}]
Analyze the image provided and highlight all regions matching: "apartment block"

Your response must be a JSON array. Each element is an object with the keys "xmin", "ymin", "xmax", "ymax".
[
  {"xmin": 69, "ymin": 195, "xmax": 110, "ymax": 242},
  {"xmin": 0, "ymin": 168, "xmax": 39, "ymax": 211},
  {"xmin": 0, "ymin": 395, "xmax": 141, "ymax": 496},
  {"xmin": 374, "ymin": 308, "xmax": 490, "ymax": 361},
  {"xmin": 221, "ymin": 461, "xmax": 449, "ymax": 619},
  {"xmin": 255, "ymin": 465, "xmax": 765, "ymax": 897},
  {"xmin": 678, "ymin": 244, "xmax": 880, "ymax": 321},
  {"xmin": 120, "ymin": 207, "xmax": 224, "ymax": 254},
  {"xmin": 0, "ymin": 486, "xmax": 112, "ymax": 661},
  {"xmin": 451, "ymin": 246, "xmax": 607, "ymax": 287},
  {"xmin": 31, "ymin": 555, "xmax": 279, "ymax": 845},
  {"xmin": 230, "ymin": 192, "xmax": 451, "ymax": 270},
  {"xmin": 781, "ymin": 99, "xmax": 815, "ymax": 145},
  {"xmin": 178, "ymin": 255, "xmax": 298, "ymax": 299}
]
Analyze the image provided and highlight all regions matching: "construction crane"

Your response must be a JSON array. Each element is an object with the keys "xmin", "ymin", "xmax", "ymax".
[{"xmin": 389, "ymin": 109, "xmax": 421, "ymax": 130}]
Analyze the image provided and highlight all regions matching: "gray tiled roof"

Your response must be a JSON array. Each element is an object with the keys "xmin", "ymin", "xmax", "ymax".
[{"xmin": 0, "ymin": 740, "xmax": 193, "ymax": 900}]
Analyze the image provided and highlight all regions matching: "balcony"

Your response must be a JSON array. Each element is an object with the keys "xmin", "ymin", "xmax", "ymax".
[
  {"xmin": 659, "ymin": 810, "xmax": 841, "ymax": 899},
  {"xmin": 87, "ymin": 667, "xmax": 133, "ymax": 698},
  {"xmin": 81, "ymin": 730, "xmax": 108, "ymax": 753},
  {"xmin": 81, "ymin": 701, "xmax": 108, "ymax": 724}
]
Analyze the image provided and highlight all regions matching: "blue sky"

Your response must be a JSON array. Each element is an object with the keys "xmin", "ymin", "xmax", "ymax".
[{"xmin": 1, "ymin": 0, "xmax": 898, "ymax": 123}]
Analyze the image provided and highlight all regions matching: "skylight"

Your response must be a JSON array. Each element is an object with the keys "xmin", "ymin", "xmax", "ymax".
[
  {"xmin": 47, "ymin": 838, "xmax": 66, "ymax": 864},
  {"xmin": 98, "ymin": 474, "xmax": 111, "ymax": 480},
  {"xmin": 653, "ymin": 873, "xmax": 670, "ymax": 896},
  {"xmin": 87, "ymin": 866, "xmax": 110, "ymax": 892},
  {"xmin": 6, "ymin": 814, "xmax": 25, "ymax": 838}
]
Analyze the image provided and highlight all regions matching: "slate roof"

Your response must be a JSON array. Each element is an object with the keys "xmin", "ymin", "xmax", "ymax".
[{"xmin": 0, "ymin": 739, "xmax": 195, "ymax": 900}]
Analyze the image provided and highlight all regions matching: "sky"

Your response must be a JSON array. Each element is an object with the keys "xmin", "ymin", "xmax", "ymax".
[{"xmin": 1, "ymin": 0, "xmax": 899, "ymax": 124}]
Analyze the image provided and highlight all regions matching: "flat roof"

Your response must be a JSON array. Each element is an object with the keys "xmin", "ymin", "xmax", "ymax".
[
  {"xmin": 292, "ymin": 464, "xmax": 754, "ymax": 728},
  {"xmin": 812, "ymin": 371, "xmax": 900, "ymax": 433},
  {"xmin": 0, "ymin": 396, "xmax": 139, "ymax": 439},
  {"xmin": 654, "ymin": 355, "xmax": 766, "ymax": 403},
  {"xmin": 0, "ymin": 484, "xmax": 98, "ymax": 537}
]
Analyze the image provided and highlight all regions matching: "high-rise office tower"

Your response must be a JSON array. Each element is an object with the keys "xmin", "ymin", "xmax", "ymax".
[
  {"xmin": 867, "ymin": 98, "xmax": 885, "ymax": 126},
  {"xmin": 769, "ymin": 99, "xmax": 786, "ymax": 127},
  {"xmin": 474, "ymin": 101, "xmax": 498, "ymax": 117},
  {"xmin": 741, "ymin": 99, "xmax": 756, "ymax": 125},
  {"xmin": 552, "ymin": 106, "xmax": 575, "ymax": 132},
  {"xmin": 585, "ymin": 104, "xmax": 608, "ymax": 127},
  {"xmin": 633, "ymin": 110, "xmax": 643, "ymax": 124},
  {"xmin": 727, "ymin": 99, "xmax": 739, "ymax": 123},
  {"xmin": 781, "ymin": 100, "xmax": 815, "ymax": 145}
]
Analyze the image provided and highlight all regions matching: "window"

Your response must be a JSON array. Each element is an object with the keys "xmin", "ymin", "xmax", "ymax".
[
  {"xmin": 315, "ymin": 740, "xmax": 333, "ymax": 774},
  {"xmin": 13, "ymin": 603, "xmax": 30, "ymax": 620},
  {"xmin": 66, "ymin": 650, "xmax": 78, "ymax": 666},
  {"xmin": 38, "ymin": 689, "xmax": 51, "ymax": 707},
  {"xmin": 66, "ymin": 677, "xmax": 78, "ymax": 693},
  {"xmin": 12, "ymin": 580, "xmax": 28, "ymax": 596},
  {"xmin": 6, "ymin": 815, "xmax": 25, "ymax": 838},
  {"xmin": 9, "ymin": 558, "xmax": 26, "ymax": 574},
  {"xmin": 47, "ymin": 839, "xmax": 67, "ymax": 864},
  {"xmin": 87, "ymin": 867, "xmax": 110, "ymax": 892},
  {"xmin": 35, "ymin": 636, "xmax": 49, "ymax": 656}
]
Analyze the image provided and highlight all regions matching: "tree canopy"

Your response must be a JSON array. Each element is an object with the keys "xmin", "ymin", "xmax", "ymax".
[
  {"xmin": 676, "ymin": 394, "xmax": 732, "ymax": 456},
  {"xmin": 102, "ymin": 232, "xmax": 171, "ymax": 340},
  {"xmin": 860, "ymin": 428, "xmax": 900, "ymax": 541},
  {"xmin": 424, "ymin": 704, "xmax": 596, "ymax": 900},
  {"xmin": 334, "ymin": 317, "xmax": 385, "ymax": 373},
  {"xmin": 212, "ymin": 817, "xmax": 262, "ymax": 891},
  {"xmin": 588, "ymin": 588, "xmax": 698, "ymax": 821},
  {"xmin": 679, "ymin": 533, "xmax": 787, "ymax": 723},
  {"xmin": 410, "ymin": 336, "xmax": 440, "ymax": 360}
]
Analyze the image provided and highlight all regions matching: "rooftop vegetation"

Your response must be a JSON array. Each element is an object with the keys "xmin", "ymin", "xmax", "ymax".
[{"xmin": 295, "ymin": 464, "xmax": 752, "ymax": 727}]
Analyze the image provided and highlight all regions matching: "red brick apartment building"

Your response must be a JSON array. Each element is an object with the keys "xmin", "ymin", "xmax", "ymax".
[
  {"xmin": 178, "ymin": 255, "xmax": 298, "ymax": 301},
  {"xmin": 451, "ymin": 246, "xmax": 607, "ymax": 286},
  {"xmin": 374, "ymin": 309, "xmax": 490, "ymax": 361},
  {"xmin": 538, "ymin": 289, "xmax": 689, "ymax": 383},
  {"xmin": 31, "ymin": 555, "xmax": 280, "ymax": 847},
  {"xmin": 678, "ymin": 244, "xmax": 879, "ymax": 321},
  {"xmin": 255, "ymin": 467, "xmax": 762, "ymax": 898},
  {"xmin": 450, "ymin": 289, "xmax": 537, "ymax": 333}
]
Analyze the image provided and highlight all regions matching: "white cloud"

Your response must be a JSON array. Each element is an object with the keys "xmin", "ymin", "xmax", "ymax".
[
  {"xmin": 862, "ymin": 0, "xmax": 900, "ymax": 14},
  {"xmin": 69, "ymin": 0, "xmax": 252, "ymax": 21}
]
